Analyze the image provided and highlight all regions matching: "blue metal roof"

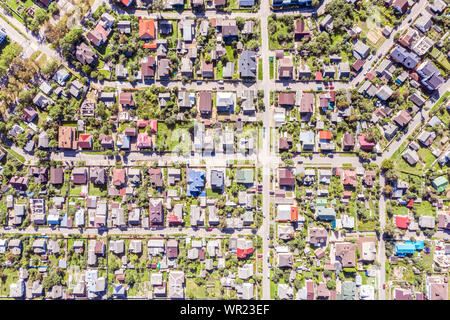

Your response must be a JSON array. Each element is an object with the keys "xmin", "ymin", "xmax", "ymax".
[{"xmin": 187, "ymin": 170, "xmax": 205, "ymax": 196}]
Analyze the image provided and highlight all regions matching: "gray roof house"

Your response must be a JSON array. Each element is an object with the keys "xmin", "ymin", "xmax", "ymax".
[
  {"xmin": 115, "ymin": 64, "xmax": 128, "ymax": 79},
  {"xmin": 338, "ymin": 62, "xmax": 350, "ymax": 79},
  {"xmin": 353, "ymin": 40, "xmax": 370, "ymax": 59},
  {"xmin": 390, "ymin": 46, "xmax": 419, "ymax": 69},
  {"xmin": 223, "ymin": 62, "xmax": 235, "ymax": 78},
  {"xmin": 419, "ymin": 216, "xmax": 435, "ymax": 229},
  {"xmin": 33, "ymin": 92, "xmax": 53, "ymax": 109},
  {"xmin": 376, "ymin": 85, "xmax": 393, "ymax": 101},
  {"xmin": 402, "ymin": 149, "xmax": 419, "ymax": 166},
  {"xmin": 211, "ymin": 170, "xmax": 224, "ymax": 191},
  {"xmin": 38, "ymin": 131, "xmax": 49, "ymax": 149},
  {"xmin": 277, "ymin": 252, "xmax": 293, "ymax": 268},
  {"xmin": 239, "ymin": 50, "xmax": 257, "ymax": 79},
  {"xmin": 180, "ymin": 58, "xmax": 193, "ymax": 77},
  {"xmin": 409, "ymin": 92, "xmax": 426, "ymax": 107},
  {"xmin": 117, "ymin": 21, "xmax": 131, "ymax": 34}
]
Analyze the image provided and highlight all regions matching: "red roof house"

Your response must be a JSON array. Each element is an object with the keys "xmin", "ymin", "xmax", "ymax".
[
  {"xmin": 343, "ymin": 170, "xmax": 357, "ymax": 188},
  {"xmin": 139, "ymin": 19, "xmax": 155, "ymax": 39},
  {"xmin": 406, "ymin": 199, "xmax": 414, "ymax": 208},
  {"xmin": 395, "ymin": 215, "xmax": 411, "ymax": 229},
  {"xmin": 137, "ymin": 120, "xmax": 149, "ymax": 128},
  {"xmin": 319, "ymin": 131, "xmax": 332, "ymax": 141},
  {"xmin": 137, "ymin": 133, "xmax": 152, "ymax": 149},
  {"xmin": 358, "ymin": 134, "xmax": 375, "ymax": 151},
  {"xmin": 315, "ymin": 72, "xmax": 323, "ymax": 81},
  {"xmin": 149, "ymin": 120, "xmax": 158, "ymax": 133},
  {"xmin": 236, "ymin": 238, "xmax": 253, "ymax": 259},
  {"xmin": 78, "ymin": 134, "xmax": 92, "ymax": 149},
  {"xmin": 290, "ymin": 206, "xmax": 298, "ymax": 222}
]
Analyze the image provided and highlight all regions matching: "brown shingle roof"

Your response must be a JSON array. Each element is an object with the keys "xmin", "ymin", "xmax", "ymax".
[
  {"xmin": 278, "ymin": 92, "xmax": 295, "ymax": 106},
  {"xmin": 198, "ymin": 91, "xmax": 212, "ymax": 113}
]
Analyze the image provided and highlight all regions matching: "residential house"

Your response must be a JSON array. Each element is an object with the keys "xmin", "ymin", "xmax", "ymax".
[
  {"xmin": 71, "ymin": 168, "xmax": 87, "ymax": 184},
  {"xmin": 342, "ymin": 133, "xmax": 355, "ymax": 151},
  {"xmin": 294, "ymin": 20, "xmax": 310, "ymax": 40},
  {"xmin": 299, "ymin": 131, "xmax": 315, "ymax": 151},
  {"xmin": 390, "ymin": 46, "xmax": 419, "ymax": 69},
  {"xmin": 392, "ymin": 0, "xmax": 409, "ymax": 14},
  {"xmin": 353, "ymin": 40, "xmax": 370, "ymax": 59},
  {"xmin": 149, "ymin": 199, "xmax": 164, "ymax": 226},
  {"xmin": 393, "ymin": 109, "xmax": 412, "ymax": 127},
  {"xmin": 278, "ymin": 57, "xmax": 294, "ymax": 79},
  {"xmin": 58, "ymin": 126, "xmax": 77, "ymax": 150},
  {"xmin": 198, "ymin": 91, "xmax": 212, "ymax": 116},
  {"xmin": 320, "ymin": 15, "xmax": 334, "ymax": 32},
  {"xmin": 49, "ymin": 168, "xmax": 64, "ymax": 185},
  {"xmin": 141, "ymin": 56, "xmax": 156, "ymax": 79},
  {"xmin": 139, "ymin": 19, "xmax": 156, "ymax": 40},
  {"xmin": 201, "ymin": 61, "xmax": 214, "ymax": 78},
  {"xmin": 239, "ymin": 50, "xmax": 257, "ymax": 79},
  {"xmin": 75, "ymin": 43, "xmax": 97, "ymax": 65},
  {"xmin": 335, "ymin": 242, "xmax": 356, "ymax": 268}
]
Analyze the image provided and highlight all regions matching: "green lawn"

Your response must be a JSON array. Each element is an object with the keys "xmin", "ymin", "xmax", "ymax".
[
  {"xmin": 418, "ymin": 148, "xmax": 436, "ymax": 170},
  {"xmin": 1, "ymin": 147, "xmax": 25, "ymax": 163},
  {"xmin": 157, "ymin": 122, "xmax": 192, "ymax": 152},
  {"xmin": 395, "ymin": 155, "xmax": 424, "ymax": 176},
  {"xmin": 415, "ymin": 201, "xmax": 435, "ymax": 217},
  {"xmin": 258, "ymin": 58, "xmax": 263, "ymax": 80},
  {"xmin": 69, "ymin": 185, "xmax": 83, "ymax": 196},
  {"xmin": 358, "ymin": 219, "xmax": 376, "ymax": 232},
  {"xmin": 206, "ymin": 188, "xmax": 222, "ymax": 197},
  {"xmin": 186, "ymin": 278, "xmax": 207, "ymax": 299},
  {"xmin": 393, "ymin": 205, "xmax": 408, "ymax": 216},
  {"xmin": 217, "ymin": 60, "xmax": 223, "ymax": 79},
  {"xmin": 430, "ymin": 47, "xmax": 450, "ymax": 73},
  {"xmin": 89, "ymin": 183, "xmax": 107, "ymax": 196},
  {"xmin": 429, "ymin": 91, "xmax": 449, "ymax": 115},
  {"xmin": 225, "ymin": 45, "xmax": 236, "ymax": 62},
  {"xmin": 269, "ymin": 58, "xmax": 274, "ymax": 80}
]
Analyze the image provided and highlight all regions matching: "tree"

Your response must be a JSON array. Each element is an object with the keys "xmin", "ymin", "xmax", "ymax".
[
  {"xmin": 383, "ymin": 185, "xmax": 394, "ymax": 196},
  {"xmin": 152, "ymin": 0, "xmax": 165, "ymax": 10},
  {"xmin": 41, "ymin": 59, "xmax": 59, "ymax": 77},
  {"xmin": 381, "ymin": 159, "xmax": 394, "ymax": 171},
  {"xmin": 384, "ymin": 222, "xmax": 397, "ymax": 239},
  {"xmin": 59, "ymin": 27, "xmax": 83, "ymax": 57},
  {"xmin": 326, "ymin": 279, "xmax": 336, "ymax": 290},
  {"xmin": 385, "ymin": 169, "xmax": 399, "ymax": 182},
  {"xmin": 48, "ymin": 2, "xmax": 59, "ymax": 15}
]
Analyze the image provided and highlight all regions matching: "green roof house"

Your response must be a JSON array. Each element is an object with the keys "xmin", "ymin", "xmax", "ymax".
[
  {"xmin": 316, "ymin": 199, "xmax": 328, "ymax": 207},
  {"xmin": 236, "ymin": 169, "xmax": 254, "ymax": 184},
  {"xmin": 316, "ymin": 207, "xmax": 336, "ymax": 221},
  {"xmin": 432, "ymin": 176, "xmax": 448, "ymax": 193},
  {"xmin": 342, "ymin": 281, "xmax": 356, "ymax": 300}
]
